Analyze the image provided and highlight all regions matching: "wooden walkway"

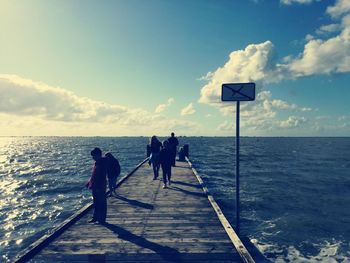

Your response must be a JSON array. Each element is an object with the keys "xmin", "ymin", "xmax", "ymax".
[{"xmin": 18, "ymin": 160, "xmax": 255, "ymax": 263}]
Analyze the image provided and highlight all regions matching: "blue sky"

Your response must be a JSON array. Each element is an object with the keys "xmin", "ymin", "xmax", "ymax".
[{"xmin": 0, "ymin": 0, "xmax": 350, "ymax": 136}]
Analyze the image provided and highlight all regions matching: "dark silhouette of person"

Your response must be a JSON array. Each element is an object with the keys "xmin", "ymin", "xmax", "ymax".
[
  {"xmin": 86, "ymin": 147, "xmax": 107, "ymax": 224},
  {"xmin": 149, "ymin": 135, "xmax": 162, "ymax": 180},
  {"xmin": 167, "ymin": 132, "xmax": 179, "ymax": 166},
  {"xmin": 159, "ymin": 140, "xmax": 172, "ymax": 188},
  {"xmin": 105, "ymin": 152, "xmax": 121, "ymax": 196}
]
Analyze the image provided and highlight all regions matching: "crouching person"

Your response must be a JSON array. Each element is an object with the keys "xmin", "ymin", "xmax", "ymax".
[
  {"xmin": 105, "ymin": 152, "xmax": 121, "ymax": 196},
  {"xmin": 86, "ymin": 147, "xmax": 107, "ymax": 224}
]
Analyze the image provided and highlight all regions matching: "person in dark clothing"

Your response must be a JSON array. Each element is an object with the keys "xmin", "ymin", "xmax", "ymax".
[
  {"xmin": 86, "ymin": 147, "xmax": 107, "ymax": 224},
  {"xmin": 149, "ymin": 135, "xmax": 162, "ymax": 180},
  {"xmin": 105, "ymin": 152, "xmax": 121, "ymax": 196},
  {"xmin": 167, "ymin": 132, "xmax": 179, "ymax": 166},
  {"xmin": 159, "ymin": 140, "xmax": 172, "ymax": 189}
]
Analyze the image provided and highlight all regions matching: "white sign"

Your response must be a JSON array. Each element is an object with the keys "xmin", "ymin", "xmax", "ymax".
[{"xmin": 221, "ymin": 83, "xmax": 255, "ymax": 101}]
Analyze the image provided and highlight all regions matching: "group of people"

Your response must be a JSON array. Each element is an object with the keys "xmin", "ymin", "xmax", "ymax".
[
  {"xmin": 85, "ymin": 132, "xmax": 179, "ymax": 225},
  {"xmin": 85, "ymin": 148, "xmax": 120, "ymax": 224},
  {"xmin": 149, "ymin": 132, "xmax": 179, "ymax": 189}
]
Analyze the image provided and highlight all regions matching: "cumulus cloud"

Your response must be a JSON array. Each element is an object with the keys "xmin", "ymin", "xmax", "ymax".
[
  {"xmin": 280, "ymin": 0, "xmax": 319, "ymax": 5},
  {"xmin": 203, "ymin": 82, "xmax": 314, "ymax": 134},
  {"xmin": 0, "ymin": 74, "xmax": 131, "ymax": 122},
  {"xmin": 199, "ymin": 41, "xmax": 284, "ymax": 110},
  {"xmin": 327, "ymin": 0, "xmax": 350, "ymax": 18},
  {"xmin": 196, "ymin": 41, "xmax": 312, "ymax": 131},
  {"xmin": 288, "ymin": 29, "xmax": 350, "ymax": 76},
  {"xmin": 199, "ymin": 0, "xmax": 350, "ymax": 106},
  {"xmin": 0, "ymin": 75, "xmax": 199, "ymax": 135},
  {"xmin": 217, "ymin": 121, "xmax": 234, "ymax": 131},
  {"xmin": 198, "ymin": 0, "xmax": 350, "ymax": 134},
  {"xmin": 304, "ymin": 34, "xmax": 315, "ymax": 42},
  {"xmin": 268, "ymin": 99, "xmax": 312, "ymax": 112},
  {"xmin": 279, "ymin": 116, "xmax": 307, "ymax": 128},
  {"xmin": 215, "ymin": 91, "xmax": 278, "ymax": 133},
  {"xmin": 288, "ymin": 0, "xmax": 350, "ymax": 76},
  {"xmin": 316, "ymin": 23, "xmax": 342, "ymax": 35},
  {"xmin": 180, "ymin": 103, "xmax": 196, "ymax": 116},
  {"xmin": 154, "ymin": 98, "xmax": 175, "ymax": 113}
]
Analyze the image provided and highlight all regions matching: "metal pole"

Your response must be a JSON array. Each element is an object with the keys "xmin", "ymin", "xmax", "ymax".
[{"xmin": 236, "ymin": 101, "xmax": 240, "ymax": 234}]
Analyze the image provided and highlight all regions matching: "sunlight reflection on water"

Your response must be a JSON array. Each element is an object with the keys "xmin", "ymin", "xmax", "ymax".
[{"xmin": 0, "ymin": 137, "xmax": 350, "ymax": 262}]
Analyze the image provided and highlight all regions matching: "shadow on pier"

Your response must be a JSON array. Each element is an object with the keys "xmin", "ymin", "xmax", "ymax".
[
  {"xmin": 113, "ymin": 194, "xmax": 154, "ymax": 210},
  {"xmin": 169, "ymin": 186, "xmax": 207, "ymax": 198},
  {"xmin": 104, "ymin": 223, "xmax": 182, "ymax": 262},
  {"xmin": 171, "ymin": 180, "xmax": 202, "ymax": 189},
  {"xmin": 16, "ymin": 159, "xmax": 256, "ymax": 263}
]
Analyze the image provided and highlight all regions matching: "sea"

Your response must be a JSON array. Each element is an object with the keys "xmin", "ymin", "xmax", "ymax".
[{"xmin": 0, "ymin": 137, "xmax": 349, "ymax": 262}]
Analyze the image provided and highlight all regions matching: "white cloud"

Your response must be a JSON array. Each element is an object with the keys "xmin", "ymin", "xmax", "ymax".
[
  {"xmin": 198, "ymin": 0, "xmax": 350, "ymax": 89},
  {"xmin": 154, "ymin": 98, "xmax": 175, "ymax": 113},
  {"xmin": 217, "ymin": 121, "xmax": 234, "ymax": 131},
  {"xmin": 0, "ymin": 74, "xmax": 130, "ymax": 122},
  {"xmin": 280, "ymin": 116, "xmax": 307, "ymax": 128},
  {"xmin": 215, "ymin": 90, "xmax": 278, "ymax": 132},
  {"xmin": 315, "ymin": 115, "xmax": 331, "ymax": 120},
  {"xmin": 337, "ymin": 115, "xmax": 350, "ymax": 121},
  {"xmin": 167, "ymin": 119, "xmax": 199, "ymax": 131},
  {"xmin": 197, "ymin": 31, "xmax": 349, "ymax": 134},
  {"xmin": 198, "ymin": 0, "xmax": 350, "ymax": 135},
  {"xmin": 260, "ymin": 93, "xmax": 312, "ymax": 114},
  {"xmin": 287, "ymin": 0, "xmax": 350, "ymax": 76},
  {"xmin": 181, "ymin": 103, "xmax": 196, "ymax": 116},
  {"xmin": 0, "ymin": 75, "xmax": 199, "ymax": 136},
  {"xmin": 199, "ymin": 41, "xmax": 284, "ymax": 110},
  {"xmin": 342, "ymin": 14, "xmax": 350, "ymax": 27},
  {"xmin": 327, "ymin": 0, "xmax": 350, "ymax": 18},
  {"xmin": 198, "ymin": 72, "xmax": 214, "ymax": 81},
  {"xmin": 312, "ymin": 121, "xmax": 349, "ymax": 134},
  {"xmin": 280, "ymin": 0, "xmax": 319, "ymax": 5},
  {"xmin": 269, "ymin": 99, "xmax": 312, "ymax": 112},
  {"xmin": 198, "ymin": 45, "xmax": 312, "ymax": 132},
  {"xmin": 288, "ymin": 29, "xmax": 350, "ymax": 76},
  {"xmin": 305, "ymin": 34, "xmax": 315, "ymax": 41},
  {"xmin": 239, "ymin": 91, "xmax": 278, "ymax": 131},
  {"xmin": 316, "ymin": 23, "xmax": 341, "ymax": 35}
]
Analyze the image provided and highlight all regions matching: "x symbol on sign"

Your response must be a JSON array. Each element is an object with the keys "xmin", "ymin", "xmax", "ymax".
[{"xmin": 225, "ymin": 85, "xmax": 254, "ymax": 100}]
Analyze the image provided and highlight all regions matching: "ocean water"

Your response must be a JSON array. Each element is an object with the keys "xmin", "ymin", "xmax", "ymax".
[{"xmin": 0, "ymin": 137, "xmax": 349, "ymax": 262}]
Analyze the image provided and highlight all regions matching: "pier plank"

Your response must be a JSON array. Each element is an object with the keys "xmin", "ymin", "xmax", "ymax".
[{"xmin": 21, "ymin": 160, "xmax": 254, "ymax": 263}]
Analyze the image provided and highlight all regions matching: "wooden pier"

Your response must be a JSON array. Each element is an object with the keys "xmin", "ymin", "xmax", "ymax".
[{"xmin": 16, "ymin": 159, "xmax": 255, "ymax": 263}]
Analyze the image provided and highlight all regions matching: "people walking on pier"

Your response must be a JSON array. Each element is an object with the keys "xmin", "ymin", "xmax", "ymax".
[
  {"xmin": 105, "ymin": 152, "xmax": 121, "ymax": 196},
  {"xmin": 149, "ymin": 135, "xmax": 162, "ymax": 180},
  {"xmin": 167, "ymin": 132, "xmax": 179, "ymax": 167},
  {"xmin": 86, "ymin": 147, "xmax": 107, "ymax": 224},
  {"xmin": 159, "ymin": 140, "xmax": 172, "ymax": 189}
]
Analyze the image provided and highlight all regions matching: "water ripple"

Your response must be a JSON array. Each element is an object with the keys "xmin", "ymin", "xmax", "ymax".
[{"xmin": 1, "ymin": 137, "xmax": 350, "ymax": 262}]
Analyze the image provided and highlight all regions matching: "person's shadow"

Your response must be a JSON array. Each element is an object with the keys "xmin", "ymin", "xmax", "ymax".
[
  {"xmin": 113, "ymin": 194, "xmax": 154, "ymax": 210},
  {"xmin": 103, "ymin": 223, "xmax": 182, "ymax": 262},
  {"xmin": 171, "ymin": 180, "xmax": 201, "ymax": 189},
  {"xmin": 169, "ymin": 186, "xmax": 207, "ymax": 198}
]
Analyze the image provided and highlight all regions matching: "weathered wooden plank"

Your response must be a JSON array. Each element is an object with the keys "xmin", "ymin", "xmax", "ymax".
[
  {"xmin": 53, "ymin": 236, "xmax": 234, "ymax": 244},
  {"xmin": 17, "ymin": 158, "xmax": 256, "ymax": 263},
  {"xmin": 33, "ymin": 252, "xmax": 242, "ymax": 263},
  {"xmin": 187, "ymin": 158, "xmax": 255, "ymax": 263}
]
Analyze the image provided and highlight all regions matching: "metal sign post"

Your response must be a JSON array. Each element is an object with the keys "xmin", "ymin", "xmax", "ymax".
[
  {"xmin": 221, "ymin": 83, "xmax": 255, "ymax": 235},
  {"xmin": 236, "ymin": 100, "xmax": 240, "ymax": 234}
]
